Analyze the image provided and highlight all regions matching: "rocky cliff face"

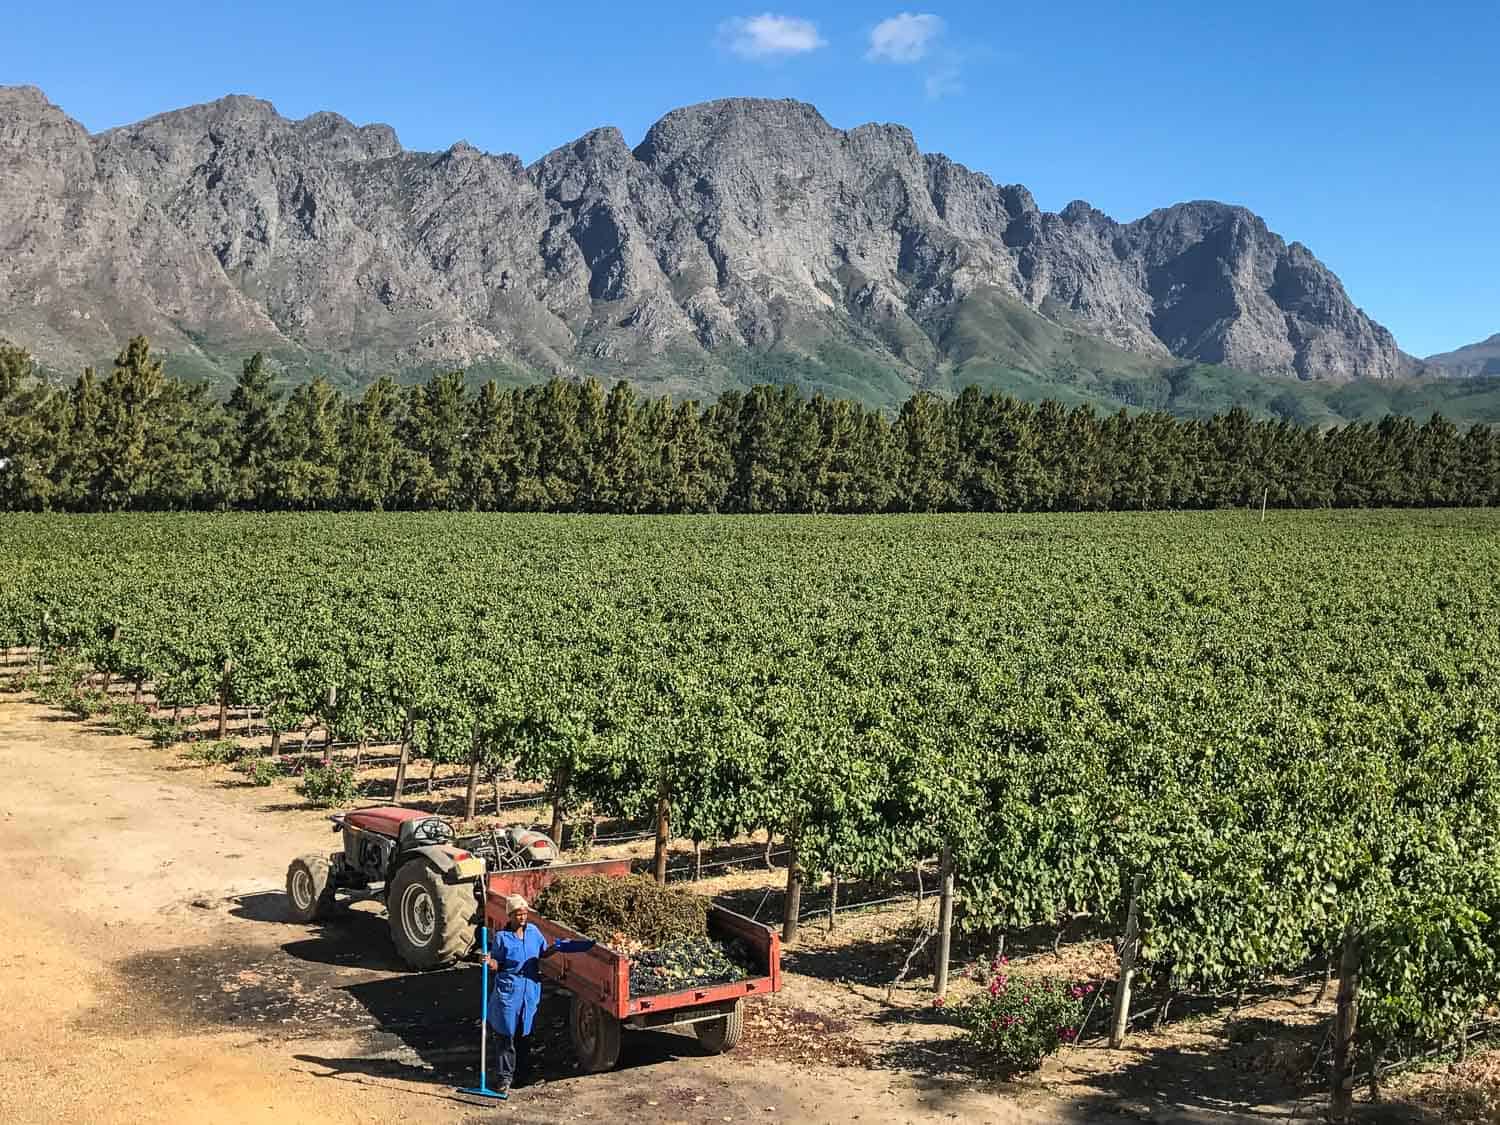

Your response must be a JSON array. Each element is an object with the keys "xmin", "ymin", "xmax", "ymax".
[
  {"xmin": 0, "ymin": 85, "xmax": 1416, "ymax": 389},
  {"xmin": 1425, "ymin": 334, "xmax": 1500, "ymax": 378}
]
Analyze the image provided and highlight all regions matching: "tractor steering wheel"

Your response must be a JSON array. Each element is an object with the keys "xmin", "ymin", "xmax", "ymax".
[{"xmin": 410, "ymin": 818, "xmax": 455, "ymax": 846}]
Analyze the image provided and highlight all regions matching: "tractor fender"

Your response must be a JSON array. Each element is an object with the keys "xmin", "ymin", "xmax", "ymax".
[{"xmin": 405, "ymin": 844, "xmax": 485, "ymax": 884}]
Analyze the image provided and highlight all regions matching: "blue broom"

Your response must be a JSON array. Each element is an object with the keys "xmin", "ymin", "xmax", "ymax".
[{"xmin": 456, "ymin": 926, "xmax": 507, "ymax": 1101}]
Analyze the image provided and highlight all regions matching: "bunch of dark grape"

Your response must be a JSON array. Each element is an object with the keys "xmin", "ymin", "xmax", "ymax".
[{"xmin": 626, "ymin": 937, "xmax": 756, "ymax": 997}]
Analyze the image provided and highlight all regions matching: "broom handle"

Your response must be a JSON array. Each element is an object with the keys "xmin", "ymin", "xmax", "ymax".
[{"xmin": 478, "ymin": 925, "xmax": 489, "ymax": 1088}]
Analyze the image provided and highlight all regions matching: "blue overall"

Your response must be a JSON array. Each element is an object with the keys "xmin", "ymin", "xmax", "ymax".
[
  {"xmin": 488, "ymin": 923, "xmax": 548, "ymax": 1037},
  {"xmin": 484, "ymin": 923, "xmax": 547, "ymax": 1090},
  {"xmin": 484, "ymin": 925, "xmax": 590, "ymax": 1089}
]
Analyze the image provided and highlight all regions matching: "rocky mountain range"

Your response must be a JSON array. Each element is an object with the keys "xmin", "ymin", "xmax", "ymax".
[
  {"xmin": 1425, "ymin": 334, "xmax": 1500, "ymax": 378},
  {"xmin": 0, "ymin": 84, "xmax": 1437, "ymax": 406}
]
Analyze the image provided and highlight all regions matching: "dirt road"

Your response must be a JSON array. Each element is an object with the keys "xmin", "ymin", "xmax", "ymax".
[{"xmin": 0, "ymin": 699, "xmax": 1084, "ymax": 1125}]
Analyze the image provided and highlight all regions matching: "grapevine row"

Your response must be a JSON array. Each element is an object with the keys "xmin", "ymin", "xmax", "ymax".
[{"xmin": 3, "ymin": 509, "xmax": 1499, "ymax": 1067}]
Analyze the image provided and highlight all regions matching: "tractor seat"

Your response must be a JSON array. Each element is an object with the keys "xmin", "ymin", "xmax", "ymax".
[{"xmin": 342, "ymin": 806, "xmax": 428, "ymax": 839}]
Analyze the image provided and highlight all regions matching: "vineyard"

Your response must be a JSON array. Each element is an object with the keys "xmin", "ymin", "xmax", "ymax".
[{"xmin": 4, "ymin": 509, "xmax": 1500, "ymax": 1112}]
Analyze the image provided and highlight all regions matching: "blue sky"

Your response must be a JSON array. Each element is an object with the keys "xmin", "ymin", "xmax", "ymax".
[{"xmin": 8, "ymin": 0, "xmax": 1497, "ymax": 356}]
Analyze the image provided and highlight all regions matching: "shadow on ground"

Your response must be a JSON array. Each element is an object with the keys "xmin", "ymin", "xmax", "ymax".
[
  {"xmin": 219, "ymin": 890, "xmax": 721, "ymax": 1093},
  {"xmin": 1042, "ymin": 1013, "xmax": 1445, "ymax": 1124}
]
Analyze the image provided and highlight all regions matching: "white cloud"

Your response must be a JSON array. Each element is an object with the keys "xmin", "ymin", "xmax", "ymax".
[
  {"xmin": 867, "ymin": 13, "xmax": 945, "ymax": 64},
  {"xmin": 719, "ymin": 14, "xmax": 827, "ymax": 60},
  {"xmin": 925, "ymin": 57, "xmax": 964, "ymax": 99}
]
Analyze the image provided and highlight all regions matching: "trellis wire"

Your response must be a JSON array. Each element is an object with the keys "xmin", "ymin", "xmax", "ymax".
[
  {"xmin": 798, "ymin": 891, "xmax": 920, "ymax": 923},
  {"xmin": 663, "ymin": 848, "xmax": 791, "ymax": 879}
]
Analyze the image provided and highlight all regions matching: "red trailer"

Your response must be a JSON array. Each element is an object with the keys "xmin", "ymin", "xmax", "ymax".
[{"xmin": 483, "ymin": 862, "xmax": 783, "ymax": 1072}]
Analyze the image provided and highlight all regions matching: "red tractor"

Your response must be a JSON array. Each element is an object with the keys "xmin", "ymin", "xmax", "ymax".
[{"xmin": 285, "ymin": 806, "xmax": 558, "ymax": 969}]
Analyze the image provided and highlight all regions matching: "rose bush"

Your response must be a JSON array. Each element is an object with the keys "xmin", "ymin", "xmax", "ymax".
[{"xmin": 945, "ymin": 957, "xmax": 1090, "ymax": 1072}]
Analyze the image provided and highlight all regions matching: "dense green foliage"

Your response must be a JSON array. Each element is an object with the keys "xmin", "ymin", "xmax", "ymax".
[
  {"xmin": 3, "ymin": 510, "xmax": 1500, "ymax": 1067},
  {"xmin": 3, "ymin": 339, "xmax": 1498, "ymax": 512}
]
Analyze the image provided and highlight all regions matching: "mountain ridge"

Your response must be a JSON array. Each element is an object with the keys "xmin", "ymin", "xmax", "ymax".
[
  {"xmin": 1426, "ymin": 334, "xmax": 1500, "ymax": 378},
  {"xmin": 0, "ymin": 85, "xmax": 1429, "ymax": 407}
]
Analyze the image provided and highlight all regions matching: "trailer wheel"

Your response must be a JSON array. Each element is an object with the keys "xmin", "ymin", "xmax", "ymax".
[
  {"xmin": 387, "ymin": 860, "xmax": 474, "ymax": 969},
  {"xmin": 569, "ymin": 996, "xmax": 622, "ymax": 1073},
  {"xmin": 286, "ymin": 855, "xmax": 337, "ymax": 922},
  {"xmin": 694, "ymin": 1000, "xmax": 745, "ymax": 1054}
]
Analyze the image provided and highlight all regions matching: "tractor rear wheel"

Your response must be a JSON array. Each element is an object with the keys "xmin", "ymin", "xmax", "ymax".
[
  {"xmin": 387, "ymin": 860, "xmax": 474, "ymax": 969},
  {"xmin": 694, "ymin": 1000, "xmax": 745, "ymax": 1054},
  {"xmin": 569, "ymin": 996, "xmax": 622, "ymax": 1072},
  {"xmin": 286, "ymin": 855, "xmax": 336, "ymax": 922}
]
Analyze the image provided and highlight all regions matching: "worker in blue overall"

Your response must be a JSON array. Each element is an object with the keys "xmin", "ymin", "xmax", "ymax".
[{"xmin": 485, "ymin": 893, "xmax": 593, "ymax": 1096}]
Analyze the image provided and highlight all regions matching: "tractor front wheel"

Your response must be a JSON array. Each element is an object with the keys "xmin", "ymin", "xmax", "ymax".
[
  {"xmin": 387, "ymin": 861, "xmax": 474, "ymax": 969},
  {"xmin": 286, "ymin": 855, "xmax": 336, "ymax": 922}
]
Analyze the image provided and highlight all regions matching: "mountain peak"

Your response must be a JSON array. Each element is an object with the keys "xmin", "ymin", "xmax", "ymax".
[{"xmin": 0, "ymin": 86, "xmax": 1419, "ymax": 394}]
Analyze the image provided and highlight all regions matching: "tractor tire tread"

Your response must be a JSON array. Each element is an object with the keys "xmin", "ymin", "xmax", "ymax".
[
  {"xmin": 388, "ymin": 860, "xmax": 475, "ymax": 970},
  {"xmin": 286, "ymin": 854, "xmax": 336, "ymax": 922}
]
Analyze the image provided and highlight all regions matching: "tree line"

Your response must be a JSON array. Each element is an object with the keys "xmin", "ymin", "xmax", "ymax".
[{"xmin": 2, "ymin": 336, "xmax": 1497, "ymax": 512}]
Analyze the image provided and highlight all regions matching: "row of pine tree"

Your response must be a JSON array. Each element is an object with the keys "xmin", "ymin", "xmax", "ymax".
[{"xmin": 1, "ymin": 337, "xmax": 1497, "ymax": 513}]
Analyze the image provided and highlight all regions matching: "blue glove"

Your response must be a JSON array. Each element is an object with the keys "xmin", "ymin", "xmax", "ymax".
[{"xmin": 551, "ymin": 938, "xmax": 595, "ymax": 953}]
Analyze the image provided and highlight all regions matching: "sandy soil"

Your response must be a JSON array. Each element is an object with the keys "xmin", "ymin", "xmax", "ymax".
[{"xmin": 0, "ymin": 695, "xmax": 1456, "ymax": 1124}]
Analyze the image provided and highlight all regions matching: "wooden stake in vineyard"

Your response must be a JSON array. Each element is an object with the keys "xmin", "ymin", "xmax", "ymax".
[
  {"xmin": 1110, "ymin": 873, "xmax": 1144, "ymax": 1049},
  {"xmin": 1330, "ymin": 930, "xmax": 1363, "ymax": 1123},
  {"xmin": 934, "ymin": 841, "xmax": 955, "ymax": 998},
  {"xmin": 653, "ymin": 780, "xmax": 671, "ymax": 886},
  {"xmin": 782, "ymin": 834, "xmax": 803, "ymax": 945},
  {"xmin": 102, "ymin": 625, "xmax": 120, "ymax": 695},
  {"xmin": 392, "ymin": 712, "xmax": 414, "ymax": 803},
  {"xmin": 464, "ymin": 722, "xmax": 483, "ymax": 822},
  {"xmin": 549, "ymin": 762, "xmax": 572, "ymax": 846},
  {"xmin": 216, "ymin": 657, "xmax": 232, "ymax": 740},
  {"xmin": 322, "ymin": 685, "xmax": 337, "ymax": 765}
]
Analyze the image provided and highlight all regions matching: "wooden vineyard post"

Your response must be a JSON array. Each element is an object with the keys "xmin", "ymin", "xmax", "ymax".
[
  {"xmin": 102, "ymin": 625, "xmax": 120, "ymax": 695},
  {"xmin": 392, "ymin": 713, "xmax": 413, "ymax": 803},
  {"xmin": 653, "ymin": 782, "xmax": 670, "ymax": 886},
  {"xmin": 323, "ymin": 685, "xmax": 338, "ymax": 764},
  {"xmin": 782, "ymin": 836, "xmax": 803, "ymax": 945},
  {"xmin": 464, "ymin": 724, "xmax": 482, "ymax": 823},
  {"xmin": 1330, "ymin": 931, "xmax": 1363, "ymax": 1123},
  {"xmin": 934, "ymin": 841, "xmax": 955, "ymax": 998},
  {"xmin": 549, "ymin": 762, "xmax": 571, "ymax": 845},
  {"xmin": 1109, "ymin": 873, "xmax": 1144, "ymax": 1048},
  {"xmin": 1260, "ymin": 486, "xmax": 1268, "ymax": 523},
  {"xmin": 216, "ymin": 658, "xmax": 233, "ymax": 740}
]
